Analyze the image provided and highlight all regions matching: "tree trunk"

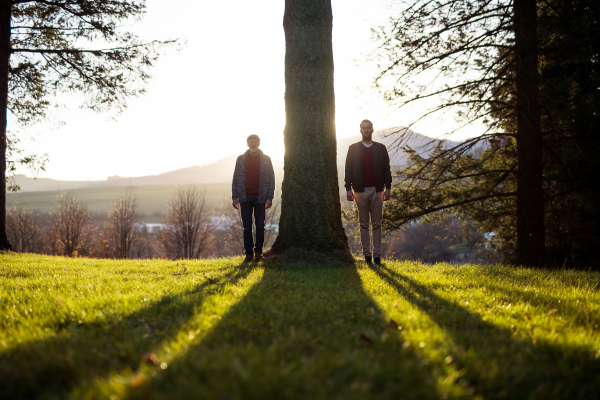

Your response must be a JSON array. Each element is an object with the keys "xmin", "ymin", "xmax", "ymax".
[
  {"xmin": 0, "ymin": 1, "xmax": 11, "ymax": 251},
  {"xmin": 270, "ymin": 0, "xmax": 349, "ymax": 258},
  {"xmin": 514, "ymin": 0, "xmax": 544, "ymax": 266}
]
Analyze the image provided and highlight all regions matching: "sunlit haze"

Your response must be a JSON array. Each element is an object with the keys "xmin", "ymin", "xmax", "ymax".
[{"xmin": 12, "ymin": 0, "xmax": 484, "ymax": 181}]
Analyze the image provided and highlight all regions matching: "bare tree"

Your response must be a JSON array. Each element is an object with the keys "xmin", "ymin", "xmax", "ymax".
[
  {"xmin": 48, "ymin": 192, "xmax": 94, "ymax": 257},
  {"xmin": 160, "ymin": 186, "xmax": 209, "ymax": 259},
  {"xmin": 6, "ymin": 203, "xmax": 43, "ymax": 253},
  {"xmin": 103, "ymin": 190, "xmax": 139, "ymax": 259},
  {"xmin": 219, "ymin": 197, "xmax": 244, "ymax": 255},
  {"xmin": 131, "ymin": 225, "xmax": 159, "ymax": 259}
]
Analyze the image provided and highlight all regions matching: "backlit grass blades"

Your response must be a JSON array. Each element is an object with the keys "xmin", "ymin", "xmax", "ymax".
[{"xmin": 1, "ymin": 253, "xmax": 599, "ymax": 399}]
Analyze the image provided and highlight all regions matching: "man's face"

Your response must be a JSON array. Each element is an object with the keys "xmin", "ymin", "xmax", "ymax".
[
  {"xmin": 247, "ymin": 138, "xmax": 260, "ymax": 152},
  {"xmin": 360, "ymin": 121, "xmax": 374, "ymax": 141}
]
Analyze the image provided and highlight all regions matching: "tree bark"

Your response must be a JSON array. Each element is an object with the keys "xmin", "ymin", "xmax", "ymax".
[
  {"xmin": 0, "ymin": 1, "xmax": 11, "ymax": 251},
  {"xmin": 271, "ymin": 0, "xmax": 349, "ymax": 258},
  {"xmin": 514, "ymin": 0, "xmax": 544, "ymax": 266}
]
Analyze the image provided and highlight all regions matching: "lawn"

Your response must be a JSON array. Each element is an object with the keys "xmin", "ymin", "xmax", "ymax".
[{"xmin": 1, "ymin": 253, "xmax": 599, "ymax": 399}]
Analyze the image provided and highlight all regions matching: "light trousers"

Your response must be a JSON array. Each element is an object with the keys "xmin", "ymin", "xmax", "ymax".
[{"xmin": 354, "ymin": 187, "xmax": 383, "ymax": 257}]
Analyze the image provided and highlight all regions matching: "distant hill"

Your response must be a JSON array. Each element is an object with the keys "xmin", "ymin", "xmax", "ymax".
[
  {"xmin": 7, "ymin": 183, "xmax": 234, "ymax": 223},
  {"xmin": 11, "ymin": 127, "xmax": 459, "ymax": 193}
]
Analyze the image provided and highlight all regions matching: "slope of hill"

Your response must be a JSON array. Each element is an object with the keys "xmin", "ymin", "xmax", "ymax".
[
  {"xmin": 7, "ymin": 183, "xmax": 233, "ymax": 222},
  {"xmin": 11, "ymin": 127, "xmax": 458, "ymax": 193}
]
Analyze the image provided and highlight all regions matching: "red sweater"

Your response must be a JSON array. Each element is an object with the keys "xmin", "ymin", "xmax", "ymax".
[
  {"xmin": 363, "ymin": 146, "xmax": 376, "ymax": 187},
  {"xmin": 245, "ymin": 153, "xmax": 261, "ymax": 194}
]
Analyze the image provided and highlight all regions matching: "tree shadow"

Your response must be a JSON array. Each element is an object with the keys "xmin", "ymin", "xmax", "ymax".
[
  {"xmin": 126, "ymin": 263, "xmax": 442, "ymax": 400},
  {"xmin": 469, "ymin": 281, "xmax": 600, "ymax": 332},
  {"xmin": 475, "ymin": 265, "xmax": 600, "ymax": 293},
  {"xmin": 0, "ymin": 263, "xmax": 255, "ymax": 400},
  {"xmin": 366, "ymin": 263, "xmax": 600, "ymax": 399}
]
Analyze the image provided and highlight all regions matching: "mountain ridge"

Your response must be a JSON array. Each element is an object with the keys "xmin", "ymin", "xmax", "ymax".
[{"xmin": 11, "ymin": 127, "xmax": 459, "ymax": 193}]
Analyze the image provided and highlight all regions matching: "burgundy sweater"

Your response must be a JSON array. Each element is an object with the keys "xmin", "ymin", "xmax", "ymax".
[
  {"xmin": 363, "ymin": 146, "xmax": 376, "ymax": 187},
  {"xmin": 245, "ymin": 153, "xmax": 261, "ymax": 194}
]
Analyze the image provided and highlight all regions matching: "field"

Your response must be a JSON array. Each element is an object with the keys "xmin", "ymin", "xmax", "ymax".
[
  {"xmin": 6, "ymin": 183, "xmax": 233, "ymax": 222},
  {"xmin": 6, "ymin": 173, "xmax": 359, "ymax": 223},
  {"xmin": 1, "ymin": 253, "xmax": 599, "ymax": 399}
]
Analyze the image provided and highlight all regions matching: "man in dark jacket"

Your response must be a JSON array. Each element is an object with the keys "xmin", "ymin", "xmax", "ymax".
[
  {"xmin": 344, "ymin": 120, "xmax": 392, "ymax": 264},
  {"xmin": 232, "ymin": 134, "xmax": 275, "ymax": 262}
]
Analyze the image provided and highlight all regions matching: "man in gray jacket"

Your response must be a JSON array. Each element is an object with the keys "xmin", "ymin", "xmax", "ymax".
[
  {"xmin": 232, "ymin": 134, "xmax": 275, "ymax": 262},
  {"xmin": 345, "ymin": 120, "xmax": 392, "ymax": 265}
]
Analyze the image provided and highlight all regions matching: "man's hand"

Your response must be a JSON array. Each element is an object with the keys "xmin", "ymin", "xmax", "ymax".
[
  {"xmin": 265, "ymin": 200, "xmax": 273, "ymax": 209},
  {"xmin": 384, "ymin": 189, "xmax": 391, "ymax": 201},
  {"xmin": 232, "ymin": 199, "xmax": 240, "ymax": 209},
  {"xmin": 347, "ymin": 190, "xmax": 355, "ymax": 201}
]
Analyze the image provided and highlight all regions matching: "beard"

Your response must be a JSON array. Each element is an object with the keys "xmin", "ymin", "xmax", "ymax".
[{"xmin": 361, "ymin": 132, "xmax": 372, "ymax": 141}]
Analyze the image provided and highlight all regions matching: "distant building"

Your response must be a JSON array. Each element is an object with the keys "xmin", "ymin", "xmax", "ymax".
[{"xmin": 138, "ymin": 223, "xmax": 166, "ymax": 233}]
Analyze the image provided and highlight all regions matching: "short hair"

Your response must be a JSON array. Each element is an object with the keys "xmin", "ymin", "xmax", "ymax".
[
  {"xmin": 247, "ymin": 134, "xmax": 260, "ymax": 141},
  {"xmin": 360, "ymin": 119, "xmax": 373, "ymax": 128}
]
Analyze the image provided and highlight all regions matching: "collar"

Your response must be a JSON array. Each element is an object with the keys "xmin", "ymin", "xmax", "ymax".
[{"xmin": 245, "ymin": 149, "xmax": 263, "ymax": 156}]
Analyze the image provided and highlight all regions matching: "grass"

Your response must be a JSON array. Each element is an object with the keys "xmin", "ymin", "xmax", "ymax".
[{"xmin": 1, "ymin": 253, "xmax": 599, "ymax": 399}]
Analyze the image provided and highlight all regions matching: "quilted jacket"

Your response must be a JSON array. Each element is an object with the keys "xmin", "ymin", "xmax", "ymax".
[{"xmin": 231, "ymin": 149, "xmax": 275, "ymax": 203}]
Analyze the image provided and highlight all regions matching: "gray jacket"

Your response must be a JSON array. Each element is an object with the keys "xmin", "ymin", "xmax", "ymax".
[{"xmin": 231, "ymin": 149, "xmax": 275, "ymax": 203}]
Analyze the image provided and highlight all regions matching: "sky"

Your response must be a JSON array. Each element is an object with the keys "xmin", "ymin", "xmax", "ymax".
[{"xmin": 12, "ymin": 0, "xmax": 483, "ymax": 181}]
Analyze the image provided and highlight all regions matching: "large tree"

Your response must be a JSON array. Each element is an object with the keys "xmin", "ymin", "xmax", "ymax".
[
  {"xmin": 270, "ymin": 0, "xmax": 350, "ymax": 260},
  {"xmin": 513, "ymin": 0, "xmax": 544, "ymax": 266},
  {"xmin": 0, "ymin": 0, "xmax": 173, "ymax": 250},
  {"xmin": 370, "ymin": 0, "xmax": 599, "ymax": 267}
]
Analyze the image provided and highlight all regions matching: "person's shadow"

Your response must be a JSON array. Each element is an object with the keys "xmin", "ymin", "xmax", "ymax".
[
  {"xmin": 0, "ymin": 263, "xmax": 255, "ymax": 400},
  {"xmin": 125, "ymin": 263, "xmax": 441, "ymax": 400},
  {"xmin": 365, "ymin": 263, "xmax": 600, "ymax": 399}
]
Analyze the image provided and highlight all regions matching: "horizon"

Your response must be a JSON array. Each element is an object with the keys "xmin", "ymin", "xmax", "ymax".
[
  {"xmin": 12, "ymin": 127, "xmax": 451, "ymax": 183},
  {"xmin": 10, "ymin": 0, "xmax": 485, "ymax": 182}
]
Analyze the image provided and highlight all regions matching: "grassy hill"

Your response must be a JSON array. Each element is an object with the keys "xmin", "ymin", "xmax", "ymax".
[
  {"xmin": 7, "ymin": 172, "xmax": 367, "ymax": 223},
  {"xmin": 1, "ymin": 253, "xmax": 599, "ymax": 399},
  {"xmin": 6, "ymin": 183, "xmax": 233, "ymax": 222}
]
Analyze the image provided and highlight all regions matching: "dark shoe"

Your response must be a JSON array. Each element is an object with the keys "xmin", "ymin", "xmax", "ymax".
[
  {"xmin": 365, "ymin": 256, "xmax": 372, "ymax": 264},
  {"xmin": 243, "ymin": 254, "xmax": 253, "ymax": 262},
  {"xmin": 374, "ymin": 257, "xmax": 381, "ymax": 265},
  {"xmin": 254, "ymin": 252, "xmax": 264, "ymax": 261}
]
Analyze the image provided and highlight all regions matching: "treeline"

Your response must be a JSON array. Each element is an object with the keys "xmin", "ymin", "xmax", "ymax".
[
  {"xmin": 8, "ymin": 185, "xmax": 487, "ymax": 263},
  {"xmin": 6, "ymin": 186, "xmax": 279, "ymax": 260}
]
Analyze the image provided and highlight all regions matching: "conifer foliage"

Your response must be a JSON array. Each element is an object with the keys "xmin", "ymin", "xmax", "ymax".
[
  {"xmin": 370, "ymin": 0, "xmax": 600, "ymax": 267},
  {"xmin": 0, "ymin": 0, "xmax": 174, "ymax": 250}
]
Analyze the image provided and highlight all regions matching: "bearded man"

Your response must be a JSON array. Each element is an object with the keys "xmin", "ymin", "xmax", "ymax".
[{"xmin": 344, "ymin": 120, "xmax": 392, "ymax": 264}]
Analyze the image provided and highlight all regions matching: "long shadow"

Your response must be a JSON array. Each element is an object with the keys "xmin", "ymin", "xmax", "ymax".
[
  {"xmin": 367, "ymin": 264, "xmax": 600, "ymax": 399},
  {"xmin": 125, "ymin": 264, "xmax": 442, "ymax": 400},
  {"xmin": 431, "ymin": 266, "xmax": 599, "ymax": 331},
  {"xmin": 469, "ymin": 281, "xmax": 600, "ymax": 332},
  {"xmin": 0, "ymin": 263, "xmax": 255, "ymax": 400}
]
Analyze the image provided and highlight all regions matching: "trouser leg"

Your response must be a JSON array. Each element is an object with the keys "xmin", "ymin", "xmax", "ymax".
[
  {"xmin": 253, "ymin": 200, "xmax": 265, "ymax": 254},
  {"xmin": 371, "ymin": 191, "xmax": 384, "ymax": 258},
  {"xmin": 355, "ymin": 190, "xmax": 372, "ymax": 257},
  {"xmin": 240, "ymin": 200, "xmax": 254, "ymax": 255}
]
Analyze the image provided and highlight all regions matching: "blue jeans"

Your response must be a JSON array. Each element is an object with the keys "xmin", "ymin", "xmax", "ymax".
[{"xmin": 240, "ymin": 194, "xmax": 265, "ymax": 255}]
